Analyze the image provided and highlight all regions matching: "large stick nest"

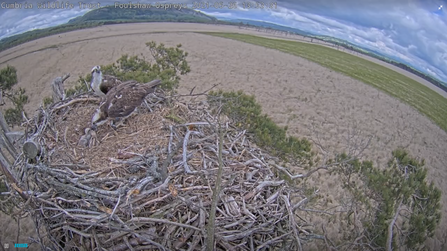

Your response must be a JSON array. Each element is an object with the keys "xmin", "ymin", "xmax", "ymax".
[{"xmin": 12, "ymin": 91, "xmax": 319, "ymax": 250}]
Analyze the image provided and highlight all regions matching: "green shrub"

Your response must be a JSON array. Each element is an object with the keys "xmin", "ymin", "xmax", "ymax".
[
  {"xmin": 0, "ymin": 65, "xmax": 28, "ymax": 126},
  {"xmin": 208, "ymin": 90, "xmax": 313, "ymax": 164},
  {"xmin": 72, "ymin": 42, "xmax": 189, "ymax": 98},
  {"xmin": 100, "ymin": 42, "xmax": 190, "ymax": 93},
  {"xmin": 43, "ymin": 96, "xmax": 53, "ymax": 107},
  {"xmin": 337, "ymin": 149, "xmax": 441, "ymax": 250},
  {"xmin": 0, "ymin": 65, "xmax": 18, "ymax": 90},
  {"xmin": 5, "ymin": 108, "xmax": 22, "ymax": 125},
  {"xmin": 65, "ymin": 77, "xmax": 90, "ymax": 98}
]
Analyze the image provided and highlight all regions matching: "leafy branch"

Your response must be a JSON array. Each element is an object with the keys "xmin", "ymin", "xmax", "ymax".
[{"xmin": 0, "ymin": 65, "xmax": 29, "ymax": 126}]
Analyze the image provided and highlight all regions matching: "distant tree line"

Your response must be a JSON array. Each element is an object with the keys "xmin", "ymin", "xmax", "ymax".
[
  {"xmin": 0, "ymin": 6, "xmax": 227, "ymax": 53},
  {"xmin": 0, "ymin": 22, "xmax": 102, "ymax": 52},
  {"xmin": 1, "ymin": 6, "xmax": 446, "ymax": 91},
  {"xmin": 328, "ymin": 42, "xmax": 447, "ymax": 92}
]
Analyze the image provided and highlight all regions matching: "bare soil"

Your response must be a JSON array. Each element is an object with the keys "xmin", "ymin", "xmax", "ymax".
[{"xmin": 1, "ymin": 23, "xmax": 446, "ymax": 249}]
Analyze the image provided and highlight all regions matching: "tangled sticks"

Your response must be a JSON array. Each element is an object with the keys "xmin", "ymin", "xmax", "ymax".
[{"xmin": 12, "ymin": 93, "xmax": 321, "ymax": 250}]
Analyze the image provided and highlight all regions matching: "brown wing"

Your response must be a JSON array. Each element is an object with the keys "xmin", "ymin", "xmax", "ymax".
[
  {"xmin": 100, "ymin": 75, "xmax": 122, "ymax": 94},
  {"xmin": 102, "ymin": 79, "xmax": 162, "ymax": 119},
  {"xmin": 141, "ymin": 79, "xmax": 162, "ymax": 92},
  {"xmin": 106, "ymin": 79, "xmax": 161, "ymax": 98},
  {"xmin": 103, "ymin": 82, "xmax": 153, "ymax": 119},
  {"xmin": 121, "ymin": 80, "xmax": 138, "ymax": 85}
]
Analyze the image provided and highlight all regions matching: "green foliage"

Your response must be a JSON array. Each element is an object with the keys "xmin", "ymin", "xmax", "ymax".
[
  {"xmin": 5, "ymin": 108, "xmax": 22, "ymax": 125},
  {"xmin": 4, "ymin": 87, "xmax": 28, "ymax": 125},
  {"xmin": 62, "ymin": 74, "xmax": 93, "ymax": 98},
  {"xmin": 338, "ymin": 149, "xmax": 441, "ymax": 250},
  {"xmin": 208, "ymin": 90, "xmax": 313, "ymax": 164},
  {"xmin": 64, "ymin": 41, "xmax": 189, "ymax": 98},
  {"xmin": 0, "ymin": 65, "xmax": 28, "ymax": 126},
  {"xmin": 203, "ymin": 33, "xmax": 447, "ymax": 133},
  {"xmin": 8, "ymin": 87, "xmax": 28, "ymax": 108},
  {"xmin": 0, "ymin": 65, "xmax": 18, "ymax": 90},
  {"xmin": 42, "ymin": 97, "xmax": 53, "ymax": 107},
  {"xmin": 62, "ymin": 41, "xmax": 189, "ymax": 99},
  {"xmin": 101, "ymin": 42, "xmax": 190, "ymax": 93},
  {"xmin": 65, "ymin": 76, "xmax": 90, "ymax": 98}
]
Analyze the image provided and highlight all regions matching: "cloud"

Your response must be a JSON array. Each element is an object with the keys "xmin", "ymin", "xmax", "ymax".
[
  {"xmin": 1, "ymin": 0, "xmax": 446, "ymax": 83},
  {"xmin": 201, "ymin": 11, "xmax": 233, "ymax": 18},
  {"xmin": 0, "ymin": 0, "xmax": 192, "ymax": 39},
  {"xmin": 0, "ymin": 4, "xmax": 90, "ymax": 39},
  {"xmin": 263, "ymin": 0, "xmax": 447, "ymax": 82}
]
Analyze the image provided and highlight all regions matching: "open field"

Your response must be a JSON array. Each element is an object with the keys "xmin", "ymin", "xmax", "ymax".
[
  {"xmin": 204, "ymin": 32, "xmax": 447, "ymax": 133},
  {"xmin": 0, "ymin": 23, "xmax": 446, "ymax": 249}
]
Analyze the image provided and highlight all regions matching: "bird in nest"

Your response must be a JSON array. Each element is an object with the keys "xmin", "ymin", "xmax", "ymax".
[
  {"xmin": 90, "ymin": 65, "xmax": 123, "ymax": 96},
  {"xmin": 91, "ymin": 79, "xmax": 162, "ymax": 130},
  {"xmin": 78, "ymin": 127, "xmax": 98, "ymax": 147}
]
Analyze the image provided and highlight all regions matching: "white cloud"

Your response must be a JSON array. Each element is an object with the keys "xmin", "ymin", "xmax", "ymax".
[
  {"xmin": 0, "ymin": 7, "xmax": 90, "ymax": 39},
  {"xmin": 263, "ymin": 2, "xmax": 447, "ymax": 82},
  {"xmin": 201, "ymin": 11, "xmax": 233, "ymax": 18}
]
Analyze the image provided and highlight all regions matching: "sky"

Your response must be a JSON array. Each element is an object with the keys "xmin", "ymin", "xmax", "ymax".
[{"xmin": 0, "ymin": 0, "xmax": 446, "ymax": 83}]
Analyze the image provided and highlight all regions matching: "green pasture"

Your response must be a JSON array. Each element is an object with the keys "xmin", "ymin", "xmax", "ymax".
[{"xmin": 200, "ymin": 32, "xmax": 447, "ymax": 132}]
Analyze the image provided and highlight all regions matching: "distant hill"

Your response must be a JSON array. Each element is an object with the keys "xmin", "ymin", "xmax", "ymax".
[
  {"xmin": 1, "ymin": 8, "xmax": 446, "ymax": 92},
  {"xmin": 67, "ymin": 6, "xmax": 218, "ymax": 24},
  {"xmin": 221, "ymin": 18, "xmax": 314, "ymax": 36},
  {"xmin": 309, "ymin": 35, "xmax": 447, "ymax": 91},
  {"xmin": 0, "ymin": 6, "xmax": 221, "ymax": 52}
]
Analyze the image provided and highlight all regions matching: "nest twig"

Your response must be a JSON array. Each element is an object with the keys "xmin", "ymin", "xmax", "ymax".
[{"xmin": 6, "ymin": 92, "xmax": 321, "ymax": 250}]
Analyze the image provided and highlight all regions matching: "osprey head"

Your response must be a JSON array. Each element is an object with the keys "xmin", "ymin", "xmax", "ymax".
[{"xmin": 91, "ymin": 65, "xmax": 101, "ymax": 73}]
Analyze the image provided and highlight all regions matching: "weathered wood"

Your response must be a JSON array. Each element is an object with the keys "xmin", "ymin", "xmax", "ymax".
[
  {"xmin": 23, "ymin": 139, "xmax": 41, "ymax": 159},
  {"xmin": 0, "ymin": 131, "xmax": 17, "ymax": 159},
  {"xmin": 0, "ymin": 147, "xmax": 11, "ymax": 166},
  {"xmin": 0, "ymin": 148, "xmax": 16, "ymax": 184},
  {"xmin": 0, "ymin": 89, "xmax": 4, "ymax": 106},
  {"xmin": 0, "ymin": 148, "xmax": 28, "ymax": 200},
  {"xmin": 52, "ymin": 73, "xmax": 70, "ymax": 103},
  {"xmin": 6, "ymin": 131, "xmax": 25, "ymax": 144},
  {"xmin": 0, "ymin": 112, "xmax": 20, "ymax": 159},
  {"xmin": 0, "ymin": 111, "xmax": 10, "ymax": 133}
]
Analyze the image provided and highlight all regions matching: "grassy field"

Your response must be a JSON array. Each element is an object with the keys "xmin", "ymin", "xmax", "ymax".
[{"xmin": 201, "ymin": 32, "xmax": 447, "ymax": 132}]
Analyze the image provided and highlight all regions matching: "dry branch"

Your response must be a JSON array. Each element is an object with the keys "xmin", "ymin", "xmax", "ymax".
[
  {"xmin": 3, "ymin": 93, "xmax": 320, "ymax": 250},
  {"xmin": 0, "ymin": 111, "xmax": 10, "ymax": 133},
  {"xmin": 0, "ymin": 131, "xmax": 17, "ymax": 159},
  {"xmin": 22, "ymin": 139, "xmax": 41, "ymax": 159},
  {"xmin": 386, "ymin": 199, "xmax": 403, "ymax": 251},
  {"xmin": 206, "ymin": 125, "xmax": 224, "ymax": 250},
  {"xmin": 51, "ymin": 73, "xmax": 70, "ymax": 102}
]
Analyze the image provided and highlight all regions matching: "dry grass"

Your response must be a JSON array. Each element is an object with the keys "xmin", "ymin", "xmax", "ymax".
[{"xmin": 47, "ymin": 100, "xmax": 170, "ymax": 172}]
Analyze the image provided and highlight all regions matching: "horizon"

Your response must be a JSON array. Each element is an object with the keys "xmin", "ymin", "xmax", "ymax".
[{"xmin": 0, "ymin": 0, "xmax": 446, "ymax": 83}]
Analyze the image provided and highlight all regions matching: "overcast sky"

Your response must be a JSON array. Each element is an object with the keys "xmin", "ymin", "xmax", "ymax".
[{"xmin": 1, "ymin": 0, "xmax": 446, "ymax": 83}]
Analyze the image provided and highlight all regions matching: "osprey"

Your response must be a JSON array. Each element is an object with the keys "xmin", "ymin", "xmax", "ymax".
[
  {"xmin": 78, "ymin": 127, "xmax": 97, "ymax": 147},
  {"xmin": 91, "ymin": 79, "xmax": 162, "ymax": 129},
  {"xmin": 90, "ymin": 65, "xmax": 122, "ymax": 96}
]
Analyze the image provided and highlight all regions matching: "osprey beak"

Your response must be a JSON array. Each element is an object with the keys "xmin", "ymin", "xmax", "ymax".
[
  {"xmin": 91, "ymin": 124, "xmax": 98, "ymax": 131},
  {"xmin": 91, "ymin": 65, "xmax": 101, "ymax": 73}
]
